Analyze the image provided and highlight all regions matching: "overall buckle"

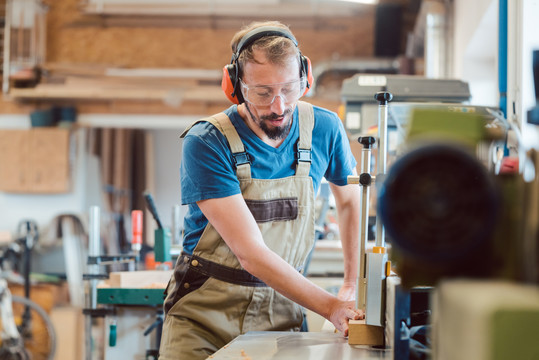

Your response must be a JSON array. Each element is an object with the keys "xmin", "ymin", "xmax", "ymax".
[
  {"xmin": 233, "ymin": 151, "xmax": 251, "ymax": 167},
  {"xmin": 296, "ymin": 148, "xmax": 312, "ymax": 164}
]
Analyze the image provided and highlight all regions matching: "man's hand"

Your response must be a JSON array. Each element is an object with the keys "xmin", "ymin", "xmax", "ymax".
[
  {"xmin": 328, "ymin": 299, "xmax": 365, "ymax": 336},
  {"xmin": 337, "ymin": 281, "xmax": 356, "ymax": 302}
]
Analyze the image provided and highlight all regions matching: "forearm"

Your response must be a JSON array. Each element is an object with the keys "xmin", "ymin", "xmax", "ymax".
[
  {"xmin": 198, "ymin": 194, "xmax": 360, "ymax": 328},
  {"xmin": 239, "ymin": 245, "xmax": 338, "ymax": 320}
]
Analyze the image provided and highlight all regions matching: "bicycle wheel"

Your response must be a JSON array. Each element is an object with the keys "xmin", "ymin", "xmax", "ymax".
[{"xmin": 10, "ymin": 295, "xmax": 56, "ymax": 360}]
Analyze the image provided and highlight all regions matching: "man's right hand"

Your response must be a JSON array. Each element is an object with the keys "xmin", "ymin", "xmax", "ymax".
[{"xmin": 328, "ymin": 299, "xmax": 364, "ymax": 336}]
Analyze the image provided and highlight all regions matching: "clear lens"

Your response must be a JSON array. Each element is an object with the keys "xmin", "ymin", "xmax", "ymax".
[{"xmin": 240, "ymin": 77, "xmax": 306, "ymax": 106}]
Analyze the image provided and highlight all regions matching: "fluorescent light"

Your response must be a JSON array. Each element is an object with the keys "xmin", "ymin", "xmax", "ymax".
[{"xmin": 334, "ymin": 0, "xmax": 378, "ymax": 4}]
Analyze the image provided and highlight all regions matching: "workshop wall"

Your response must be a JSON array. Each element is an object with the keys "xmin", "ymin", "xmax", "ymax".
[
  {"xmin": 0, "ymin": 0, "xmax": 416, "ymax": 236},
  {"xmin": 44, "ymin": 0, "xmax": 375, "ymax": 69},
  {"xmin": 2, "ymin": 0, "xmax": 421, "ymax": 114}
]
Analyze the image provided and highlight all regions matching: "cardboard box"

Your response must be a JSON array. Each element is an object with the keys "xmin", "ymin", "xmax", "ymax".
[{"xmin": 0, "ymin": 128, "xmax": 71, "ymax": 193}]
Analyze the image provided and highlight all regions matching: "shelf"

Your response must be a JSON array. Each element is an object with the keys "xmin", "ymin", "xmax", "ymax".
[{"xmin": 9, "ymin": 84, "xmax": 228, "ymax": 103}]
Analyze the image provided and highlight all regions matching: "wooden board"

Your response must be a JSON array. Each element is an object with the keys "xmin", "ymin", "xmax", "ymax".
[
  {"xmin": 50, "ymin": 306, "xmax": 85, "ymax": 360},
  {"xmin": 348, "ymin": 319, "xmax": 385, "ymax": 346},
  {"xmin": 31, "ymin": 128, "xmax": 71, "ymax": 193},
  {"xmin": 0, "ymin": 128, "xmax": 70, "ymax": 193},
  {"xmin": 107, "ymin": 270, "xmax": 173, "ymax": 288}
]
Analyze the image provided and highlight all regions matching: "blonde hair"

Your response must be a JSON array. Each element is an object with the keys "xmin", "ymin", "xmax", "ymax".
[{"xmin": 230, "ymin": 21, "xmax": 301, "ymax": 78}]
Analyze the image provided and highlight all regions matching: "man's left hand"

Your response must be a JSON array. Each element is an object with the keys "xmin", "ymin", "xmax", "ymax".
[{"xmin": 337, "ymin": 282, "xmax": 356, "ymax": 302}]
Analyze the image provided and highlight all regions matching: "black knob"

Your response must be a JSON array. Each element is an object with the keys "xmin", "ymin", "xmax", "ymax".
[
  {"xmin": 359, "ymin": 173, "xmax": 372, "ymax": 186},
  {"xmin": 358, "ymin": 136, "xmax": 376, "ymax": 148},
  {"xmin": 374, "ymin": 91, "xmax": 393, "ymax": 105}
]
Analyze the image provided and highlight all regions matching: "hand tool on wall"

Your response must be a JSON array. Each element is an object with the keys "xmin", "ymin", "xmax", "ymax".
[
  {"xmin": 143, "ymin": 191, "xmax": 164, "ymax": 230},
  {"xmin": 131, "ymin": 210, "xmax": 143, "ymax": 255},
  {"xmin": 143, "ymin": 191, "xmax": 171, "ymax": 266}
]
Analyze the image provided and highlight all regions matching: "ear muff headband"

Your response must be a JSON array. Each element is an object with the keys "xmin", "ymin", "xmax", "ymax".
[
  {"xmin": 221, "ymin": 26, "xmax": 313, "ymax": 104},
  {"xmin": 235, "ymin": 27, "xmax": 299, "ymax": 59}
]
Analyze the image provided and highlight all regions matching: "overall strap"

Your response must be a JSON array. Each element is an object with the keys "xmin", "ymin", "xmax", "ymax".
[
  {"xmin": 181, "ymin": 113, "xmax": 251, "ymax": 180},
  {"xmin": 296, "ymin": 101, "xmax": 314, "ymax": 177}
]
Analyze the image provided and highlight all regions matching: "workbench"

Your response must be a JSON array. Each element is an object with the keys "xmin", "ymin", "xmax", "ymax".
[{"xmin": 209, "ymin": 331, "xmax": 391, "ymax": 359}]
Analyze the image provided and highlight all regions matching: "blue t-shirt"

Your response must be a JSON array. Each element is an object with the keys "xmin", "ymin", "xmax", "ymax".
[{"xmin": 180, "ymin": 104, "xmax": 357, "ymax": 254}]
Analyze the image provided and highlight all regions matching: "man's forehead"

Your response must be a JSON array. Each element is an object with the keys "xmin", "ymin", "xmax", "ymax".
[{"xmin": 246, "ymin": 78, "xmax": 301, "ymax": 88}]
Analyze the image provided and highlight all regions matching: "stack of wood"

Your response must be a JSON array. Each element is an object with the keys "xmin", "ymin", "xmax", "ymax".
[{"xmin": 9, "ymin": 62, "xmax": 228, "ymax": 107}]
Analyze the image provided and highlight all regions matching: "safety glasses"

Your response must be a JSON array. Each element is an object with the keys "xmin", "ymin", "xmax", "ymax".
[{"xmin": 239, "ymin": 77, "xmax": 307, "ymax": 106}]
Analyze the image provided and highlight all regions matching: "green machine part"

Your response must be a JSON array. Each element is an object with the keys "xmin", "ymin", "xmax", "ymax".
[
  {"xmin": 406, "ymin": 108, "xmax": 499, "ymax": 146},
  {"xmin": 154, "ymin": 228, "xmax": 171, "ymax": 263},
  {"xmin": 98, "ymin": 288, "xmax": 166, "ymax": 306},
  {"xmin": 491, "ymin": 309, "xmax": 539, "ymax": 360}
]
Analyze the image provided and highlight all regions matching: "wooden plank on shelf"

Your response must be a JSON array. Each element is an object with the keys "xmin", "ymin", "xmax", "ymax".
[
  {"xmin": 104, "ymin": 68, "xmax": 221, "ymax": 80},
  {"xmin": 9, "ymin": 84, "xmax": 227, "ymax": 102},
  {"xmin": 9, "ymin": 86, "xmax": 169, "ymax": 100},
  {"xmin": 42, "ymin": 62, "xmax": 111, "ymax": 76},
  {"xmin": 63, "ymin": 75, "xmax": 203, "ymax": 89}
]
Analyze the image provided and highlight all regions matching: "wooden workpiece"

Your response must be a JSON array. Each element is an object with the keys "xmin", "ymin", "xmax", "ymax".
[
  {"xmin": 106, "ymin": 270, "xmax": 173, "ymax": 288},
  {"xmin": 348, "ymin": 320, "xmax": 384, "ymax": 346}
]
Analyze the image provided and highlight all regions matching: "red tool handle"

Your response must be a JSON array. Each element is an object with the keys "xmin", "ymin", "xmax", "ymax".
[{"xmin": 131, "ymin": 210, "xmax": 143, "ymax": 248}]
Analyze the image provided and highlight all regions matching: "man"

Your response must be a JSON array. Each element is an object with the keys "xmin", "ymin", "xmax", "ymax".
[{"xmin": 159, "ymin": 21, "xmax": 362, "ymax": 360}]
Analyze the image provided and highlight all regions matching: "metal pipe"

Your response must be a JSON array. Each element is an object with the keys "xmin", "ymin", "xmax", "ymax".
[
  {"xmin": 423, "ymin": 1, "xmax": 448, "ymax": 79},
  {"xmin": 86, "ymin": 206, "xmax": 101, "ymax": 360},
  {"xmin": 498, "ymin": 0, "xmax": 508, "ymax": 117},
  {"xmin": 356, "ymin": 138, "xmax": 374, "ymax": 310},
  {"xmin": 85, "ymin": 317, "xmax": 92, "ymax": 360},
  {"xmin": 375, "ymin": 92, "xmax": 392, "ymax": 248},
  {"xmin": 88, "ymin": 206, "xmax": 100, "ymax": 310}
]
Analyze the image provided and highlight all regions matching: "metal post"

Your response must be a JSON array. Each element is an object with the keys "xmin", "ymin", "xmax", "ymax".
[
  {"xmin": 86, "ymin": 206, "xmax": 100, "ymax": 360},
  {"xmin": 375, "ymin": 91, "xmax": 392, "ymax": 248},
  {"xmin": 88, "ymin": 206, "xmax": 100, "ymax": 309},
  {"xmin": 498, "ymin": 0, "xmax": 508, "ymax": 118},
  {"xmin": 363, "ymin": 91, "xmax": 393, "ymax": 326},
  {"xmin": 356, "ymin": 136, "xmax": 375, "ymax": 310}
]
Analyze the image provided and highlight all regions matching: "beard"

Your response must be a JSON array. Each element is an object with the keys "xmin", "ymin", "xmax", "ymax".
[{"xmin": 246, "ymin": 105, "xmax": 294, "ymax": 140}]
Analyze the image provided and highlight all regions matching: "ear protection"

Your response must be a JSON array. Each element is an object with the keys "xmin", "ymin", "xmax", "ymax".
[{"xmin": 221, "ymin": 26, "xmax": 314, "ymax": 104}]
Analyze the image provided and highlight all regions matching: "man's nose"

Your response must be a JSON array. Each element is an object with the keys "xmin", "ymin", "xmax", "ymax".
[{"xmin": 271, "ymin": 94, "xmax": 286, "ymax": 113}]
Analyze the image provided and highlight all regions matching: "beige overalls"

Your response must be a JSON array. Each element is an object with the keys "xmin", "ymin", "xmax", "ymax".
[{"xmin": 159, "ymin": 101, "xmax": 316, "ymax": 360}]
